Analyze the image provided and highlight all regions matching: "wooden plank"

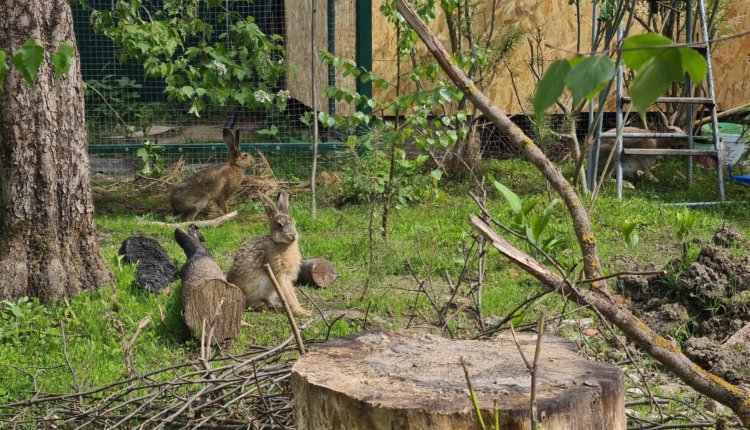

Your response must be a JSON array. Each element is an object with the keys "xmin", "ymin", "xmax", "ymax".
[
  {"xmin": 370, "ymin": 0, "xmax": 749, "ymax": 113},
  {"xmin": 621, "ymin": 96, "xmax": 714, "ymax": 105},
  {"xmin": 284, "ymin": 0, "xmax": 357, "ymax": 115},
  {"xmin": 622, "ymin": 148, "xmax": 718, "ymax": 156}
]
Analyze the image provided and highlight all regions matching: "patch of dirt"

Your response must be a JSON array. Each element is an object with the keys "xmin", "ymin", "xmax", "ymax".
[
  {"xmin": 713, "ymin": 225, "xmax": 748, "ymax": 248},
  {"xmin": 625, "ymin": 227, "xmax": 750, "ymax": 383},
  {"xmin": 684, "ymin": 337, "xmax": 750, "ymax": 382},
  {"xmin": 641, "ymin": 303, "xmax": 689, "ymax": 337}
]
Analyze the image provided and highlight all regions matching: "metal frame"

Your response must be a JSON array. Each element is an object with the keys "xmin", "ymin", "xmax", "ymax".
[
  {"xmin": 591, "ymin": 0, "xmax": 726, "ymax": 204},
  {"xmin": 355, "ymin": 0, "xmax": 373, "ymax": 112}
]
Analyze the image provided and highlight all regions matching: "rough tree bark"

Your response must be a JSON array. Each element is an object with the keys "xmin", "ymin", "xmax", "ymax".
[
  {"xmin": 394, "ymin": 0, "xmax": 750, "ymax": 426},
  {"xmin": 0, "ymin": 0, "xmax": 113, "ymax": 301}
]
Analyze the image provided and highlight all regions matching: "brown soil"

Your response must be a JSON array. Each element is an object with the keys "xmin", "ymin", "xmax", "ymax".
[{"xmin": 624, "ymin": 227, "xmax": 750, "ymax": 383}]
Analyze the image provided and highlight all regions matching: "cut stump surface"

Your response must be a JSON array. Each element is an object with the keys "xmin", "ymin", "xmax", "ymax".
[{"xmin": 292, "ymin": 330, "xmax": 624, "ymax": 430}]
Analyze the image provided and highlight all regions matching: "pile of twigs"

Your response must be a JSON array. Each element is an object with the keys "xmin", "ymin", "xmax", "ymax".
[{"xmin": 0, "ymin": 333, "xmax": 306, "ymax": 429}]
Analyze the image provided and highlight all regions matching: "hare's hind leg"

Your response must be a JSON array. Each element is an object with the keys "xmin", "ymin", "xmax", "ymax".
[
  {"xmin": 215, "ymin": 197, "xmax": 229, "ymax": 215},
  {"xmin": 186, "ymin": 201, "xmax": 209, "ymax": 220}
]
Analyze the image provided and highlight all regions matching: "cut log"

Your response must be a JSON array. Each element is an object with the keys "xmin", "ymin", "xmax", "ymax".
[
  {"xmin": 176, "ymin": 226, "xmax": 244, "ymax": 342},
  {"xmin": 118, "ymin": 235, "xmax": 178, "ymax": 293},
  {"xmin": 292, "ymin": 330, "xmax": 625, "ymax": 430},
  {"xmin": 296, "ymin": 258, "xmax": 338, "ymax": 288}
]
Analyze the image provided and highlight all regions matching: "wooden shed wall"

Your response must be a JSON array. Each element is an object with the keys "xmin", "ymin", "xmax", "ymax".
[
  {"xmin": 711, "ymin": 3, "xmax": 750, "ymax": 111},
  {"xmin": 371, "ymin": 0, "xmax": 749, "ymax": 113},
  {"xmin": 284, "ymin": 0, "xmax": 357, "ymax": 115}
]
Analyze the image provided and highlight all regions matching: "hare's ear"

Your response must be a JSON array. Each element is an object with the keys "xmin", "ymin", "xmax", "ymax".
[
  {"xmin": 223, "ymin": 128, "xmax": 237, "ymax": 157},
  {"xmin": 259, "ymin": 193, "xmax": 278, "ymax": 219},
  {"xmin": 276, "ymin": 190, "xmax": 289, "ymax": 214},
  {"xmin": 233, "ymin": 130, "xmax": 241, "ymax": 152}
]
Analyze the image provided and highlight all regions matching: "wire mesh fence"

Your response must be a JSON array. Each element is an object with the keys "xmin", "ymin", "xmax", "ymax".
[{"xmin": 74, "ymin": 0, "xmax": 358, "ymax": 180}]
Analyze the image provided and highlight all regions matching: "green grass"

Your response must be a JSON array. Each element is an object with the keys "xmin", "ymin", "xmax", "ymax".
[{"xmin": 2, "ymin": 157, "xmax": 750, "ymax": 408}]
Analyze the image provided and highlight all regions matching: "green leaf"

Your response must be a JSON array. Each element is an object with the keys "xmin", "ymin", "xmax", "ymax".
[
  {"xmin": 0, "ymin": 50, "xmax": 8, "ymax": 89},
  {"xmin": 520, "ymin": 197, "xmax": 539, "ymax": 217},
  {"xmin": 621, "ymin": 33, "xmax": 672, "ymax": 71},
  {"xmin": 620, "ymin": 219, "xmax": 639, "ymax": 249},
  {"xmin": 489, "ymin": 174, "xmax": 522, "ymax": 214},
  {"xmin": 12, "ymin": 39, "xmax": 44, "ymax": 85},
  {"xmin": 629, "ymin": 49, "xmax": 683, "ymax": 115},
  {"xmin": 533, "ymin": 60, "xmax": 571, "ymax": 116},
  {"xmin": 180, "ymin": 85, "xmax": 196, "ymax": 98},
  {"xmin": 542, "ymin": 198, "xmax": 561, "ymax": 218},
  {"xmin": 51, "ymin": 42, "xmax": 75, "ymax": 79},
  {"xmin": 677, "ymin": 47, "xmax": 707, "ymax": 84},
  {"xmin": 564, "ymin": 55, "xmax": 615, "ymax": 104}
]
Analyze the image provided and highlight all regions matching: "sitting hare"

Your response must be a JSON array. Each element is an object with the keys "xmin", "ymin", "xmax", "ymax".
[
  {"xmin": 170, "ymin": 128, "xmax": 253, "ymax": 220},
  {"xmin": 597, "ymin": 126, "xmax": 684, "ymax": 183},
  {"xmin": 227, "ymin": 191, "xmax": 310, "ymax": 316}
]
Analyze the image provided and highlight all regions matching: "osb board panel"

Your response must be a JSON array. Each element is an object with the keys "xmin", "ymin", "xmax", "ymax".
[
  {"xmin": 332, "ymin": 0, "xmax": 357, "ymax": 116},
  {"xmin": 711, "ymin": 1, "xmax": 750, "ymax": 111},
  {"xmin": 372, "ymin": 0, "xmax": 749, "ymax": 114},
  {"xmin": 284, "ymin": 0, "xmax": 356, "ymax": 115},
  {"xmin": 373, "ymin": 0, "xmax": 595, "ymax": 113}
]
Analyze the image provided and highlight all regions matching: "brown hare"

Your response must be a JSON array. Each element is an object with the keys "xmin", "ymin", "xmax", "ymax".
[
  {"xmin": 597, "ymin": 125, "xmax": 684, "ymax": 183},
  {"xmin": 170, "ymin": 128, "xmax": 253, "ymax": 220},
  {"xmin": 227, "ymin": 191, "xmax": 310, "ymax": 316}
]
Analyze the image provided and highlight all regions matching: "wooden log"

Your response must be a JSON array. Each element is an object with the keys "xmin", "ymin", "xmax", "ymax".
[
  {"xmin": 292, "ymin": 330, "xmax": 625, "ymax": 430},
  {"xmin": 175, "ymin": 226, "xmax": 244, "ymax": 342},
  {"xmin": 118, "ymin": 234, "xmax": 178, "ymax": 292},
  {"xmin": 296, "ymin": 258, "xmax": 338, "ymax": 288}
]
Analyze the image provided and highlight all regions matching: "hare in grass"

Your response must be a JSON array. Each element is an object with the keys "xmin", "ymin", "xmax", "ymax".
[
  {"xmin": 227, "ymin": 191, "xmax": 310, "ymax": 316},
  {"xmin": 597, "ymin": 125, "xmax": 684, "ymax": 184},
  {"xmin": 170, "ymin": 128, "xmax": 253, "ymax": 220}
]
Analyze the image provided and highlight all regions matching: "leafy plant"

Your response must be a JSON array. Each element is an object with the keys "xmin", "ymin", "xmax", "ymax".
[
  {"xmin": 0, "ymin": 38, "xmax": 75, "ymax": 89},
  {"xmin": 136, "ymin": 140, "xmax": 165, "ymax": 177},
  {"xmin": 621, "ymin": 219, "xmax": 639, "ymax": 249},
  {"xmin": 85, "ymin": 75, "xmax": 149, "ymax": 132},
  {"xmin": 0, "ymin": 297, "xmax": 52, "ymax": 345},
  {"xmin": 675, "ymin": 207, "xmax": 697, "ymax": 241},
  {"xmin": 332, "ymin": 129, "xmax": 440, "ymax": 207},
  {"xmin": 91, "ymin": 1, "xmax": 287, "ymax": 116},
  {"xmin": 11, "ymin": 39, "xmax": 44, "ymax": 85},
  {"xmin": 488, "ymin": 174, "xmax": 567, "ymax": 261},
  {"xmin": 533, "ymin": 33, "xmax": 708, "ymax": 119}
]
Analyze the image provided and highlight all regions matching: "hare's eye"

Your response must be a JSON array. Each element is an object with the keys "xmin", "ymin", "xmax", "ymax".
[{"xmin": 276, "ymin": 221, "xmax": 284, "ymax": 228}]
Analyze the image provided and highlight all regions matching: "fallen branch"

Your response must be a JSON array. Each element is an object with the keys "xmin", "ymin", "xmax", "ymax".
[
  {"xmin": 693, "ymin": 102, "xmax": 750, "ymax": 127},
  {"xmin": 469, "ymin": 215, "xmax": 750, "ymax": 426},
  {"xmin": 140, "ymin": 211, "xmax": 238, "ymax": 229},
  {"xmin": 123, "ymin": 316, "xmax": 151, "ymax": 377},
  {"xmin": 265, "ymin": 264, "xmax": 306, "ymax": 355},
  {"xmin": 577, "ymin": 270, "xmax": 667, "ymax": 285}
]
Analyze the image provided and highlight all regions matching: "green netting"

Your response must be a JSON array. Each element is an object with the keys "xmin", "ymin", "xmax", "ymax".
[{"xmin": 73, "ymin": 0, "xmax": 357, "ymax": 179}]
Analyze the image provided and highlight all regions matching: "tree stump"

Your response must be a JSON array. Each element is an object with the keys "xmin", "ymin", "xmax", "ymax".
[
  {"xmin": 292, "ymin": 330, "xmax": 625, "ymax": 430},
  {"xmin": 296, "ymin": 258, "xmax": 338, "ymax": 288},
  {"xmin": 176, "ymin": 226, "xmax": 244, "ymax": 342}
]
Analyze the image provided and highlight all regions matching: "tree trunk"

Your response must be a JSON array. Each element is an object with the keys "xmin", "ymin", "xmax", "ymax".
[
  {"xmin": 447, "ymin": 119, "xmax": 482, "ymax": 178},
  {"xmin": 0, "ymin": 0, "xmax": 114, "ymax": 302},
  {"xmin": 292, "ymin": 330, "xmax": 625, "ymax": 429}
]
